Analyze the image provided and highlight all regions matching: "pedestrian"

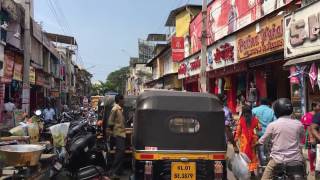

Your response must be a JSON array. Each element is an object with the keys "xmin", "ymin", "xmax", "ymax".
[
  {"xmin": 310, "ymin": 110, "xmax": 320, "ymax": 178},
  {"xmin": 252, "ymin": 98, "xmax": 275, "ymax": 165},
  {"xmin": 108, "ymin": 94, "xmax": 126, "ymax": 177},
  {"xmin": 3, "ymin": 97, "xmax": 16, "ymax": 128},
  {"xmin": 235, "ymin": 105, "xmax": 260, "ymax": 177},
  {"xmin": 43, "ymin": 101, "xmax": 56, "ymax": 123},
  {"xmin": 248, "ymin": 81, "xmax": 258, "ymax": 108},
  {"xmin": 259, "ymin": 98, "xmax": 305, "ymax": 180},
  {"xmin": 218, "ymin": 94, "xmax": 239, "ymax": 153},
  {"xmin": 301, "ymin": 101, "xmax": 320, "ymax": 175}
]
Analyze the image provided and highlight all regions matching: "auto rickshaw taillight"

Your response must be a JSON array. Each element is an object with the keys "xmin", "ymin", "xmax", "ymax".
[
  {"xmin": 214, "ymin": 161, "xmax": 224, "ymax": 179},
  {"xmin": 144, "ymin": 161, "xmax": 153, "ymax": 180},
  {"xmin": 140, "ymin": 154, "xmax": 155, "ymax": 160}
]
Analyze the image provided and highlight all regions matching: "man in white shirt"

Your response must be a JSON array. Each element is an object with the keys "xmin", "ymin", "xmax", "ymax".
[
  {"xmin": 43, "ymin": 102, "xmax": 56, "ymax": 123},
  {"xmin": 3, "ymin": 98, "xmax": 16, "ymax": 128}
]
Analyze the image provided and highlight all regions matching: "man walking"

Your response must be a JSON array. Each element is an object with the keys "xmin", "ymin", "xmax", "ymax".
[
  {"xmin": 108, "ymin": 94, "xmax": 126, "ymax": 177},
  {"xmin": 252, "ymin": 98, "xmax": 275, "ymax": 165}
]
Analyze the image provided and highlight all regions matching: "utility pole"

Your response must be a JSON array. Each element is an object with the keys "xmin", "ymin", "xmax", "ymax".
[
  {"xmin": 22, "ymin": 0, "xmax": 31, "ymax": 114},
  {"xmin": 200, "ymin": 0, "xmax": 207, "ymax": 93}
]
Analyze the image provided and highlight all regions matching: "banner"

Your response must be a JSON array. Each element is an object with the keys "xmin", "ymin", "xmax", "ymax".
[
  {"xmin": 13, "ymin": 63, "xmax": 22, "ymax": 81},
  {"xmin": 29, "ymin": 66, "xmax": 36, "ymax": 85},
  {"xmin": 207, "ymin": 0, "xmax": 292, "ymax": 45},
  {"xmin": 172, "ymin": 36, "xmax": 185, "ymax": 62},
  {"xmin": 190, "ymin": 14, "xmax": 202, "ymax": 54},
  {"xmin": 236, "ymin": 15, "xmax": 283, "ymax": 61},
  {"xmin": 3, "ymin": 54, "xmax": 14, "ymax": 83}
]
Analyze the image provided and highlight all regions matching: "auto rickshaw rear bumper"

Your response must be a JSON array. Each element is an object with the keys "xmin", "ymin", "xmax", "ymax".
[{"xmin": 133, "ymin": 150, "xmax": 227, "ymax": 180}]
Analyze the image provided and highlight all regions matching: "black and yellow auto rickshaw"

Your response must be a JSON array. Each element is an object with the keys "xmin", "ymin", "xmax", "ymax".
[{"xmin": 131, "ymin": 90, "xmax": 227, "ymax": 180}]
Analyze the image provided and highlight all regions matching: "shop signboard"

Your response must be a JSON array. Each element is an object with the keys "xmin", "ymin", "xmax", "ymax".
[
  {"xmin": 29, "ymin": 66, "xmax": 36, "ymax": 85},
  {"xmin": 207, "ymin": 36, "xmax": 237, "ymax": 71},
  {"xmin": 284, "ymin": 0, "xmax": 320, "ymax": 59},
  {"xmin": 36, "ymin": 71, "xmax": 46, "ymax": 87},
  {"xmin": 236, "ymin": 15, "xmax": 284, "ymax": 61},
  {"xmin": 172, "ymin": 36, "xmax": 185, "ymax": 62},
  {"xmin": 13, "ymin": 62, "xmax": 22, "ymax": 81},
  {"xmin": 178, "ymin": 53, "xmax": 201, "ymax": 79},
  {"xmin": 2, "ymin": 54, "xmax": 14, "ymax": 83}
]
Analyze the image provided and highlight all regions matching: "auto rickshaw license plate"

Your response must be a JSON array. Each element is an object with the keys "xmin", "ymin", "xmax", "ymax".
[{"xmin": 171, "ymin": 162, "xmax": 196, "ymax": 180}]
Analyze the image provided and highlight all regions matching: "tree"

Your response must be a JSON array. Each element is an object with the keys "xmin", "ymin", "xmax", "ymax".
[
  {"xmin": 91, "ymin": 81, "xmax": 116, "ymax": 96},
  {"xmin": 106, "ymin": 66, "xmax": 129, "ymax": 94}
]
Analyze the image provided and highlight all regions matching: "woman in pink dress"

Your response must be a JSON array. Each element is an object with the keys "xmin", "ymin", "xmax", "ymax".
[{"xmin": 301, "ymin": 101, "xmax": 320, "ymax": 174}]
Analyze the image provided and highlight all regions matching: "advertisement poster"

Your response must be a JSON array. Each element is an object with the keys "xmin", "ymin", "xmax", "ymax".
[
  {"xmin": 190, "ymin": 14, "xmax": 202, "ymax": 54},
  {"xmin": 13, "ymin": 63, "xmax": 23, "ymax": 81},
  {"xmin": 208, "ymin": 0, "xmax": 292, "ymax": 45}
]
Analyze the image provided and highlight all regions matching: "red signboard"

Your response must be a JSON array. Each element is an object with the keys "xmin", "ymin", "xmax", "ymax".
[{"xmin": 172, "ymin": 36, "xmax": 185, "ymax": 62}]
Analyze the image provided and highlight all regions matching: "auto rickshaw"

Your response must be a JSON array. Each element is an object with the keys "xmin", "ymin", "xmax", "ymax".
[{"xmin": 132, "ymin": 90, "xmax": 227, "ymax": 180}]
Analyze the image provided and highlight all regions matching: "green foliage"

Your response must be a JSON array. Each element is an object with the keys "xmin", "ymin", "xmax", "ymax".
[
  {"xmin": 91, "ymin": 66, "xmax": 129, "ymax": 95},
  {"xmin": 106, "ymin": 66, "xmax": 129, "ymax": 94}
]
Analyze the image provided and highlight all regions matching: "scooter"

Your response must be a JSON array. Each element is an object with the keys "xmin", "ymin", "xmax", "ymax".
[{"xmin": 52, "ymin": 120, "xmax": 108, "ymax": 180}]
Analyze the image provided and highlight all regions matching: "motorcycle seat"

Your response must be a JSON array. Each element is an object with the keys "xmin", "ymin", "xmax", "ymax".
[{"xmin": 69, "ymin": 134, "xmax": 96, "ymax": 154}]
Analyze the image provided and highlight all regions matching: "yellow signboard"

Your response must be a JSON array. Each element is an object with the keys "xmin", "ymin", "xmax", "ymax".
[{"xmin": 236, "ymin": 15, "xmax": 284, "ymax": 61}]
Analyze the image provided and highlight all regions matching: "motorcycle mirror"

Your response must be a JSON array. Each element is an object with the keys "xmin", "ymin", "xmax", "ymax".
[{"xmin": 35, "ymin": 110, "xmax": 42, "ymax": 116}]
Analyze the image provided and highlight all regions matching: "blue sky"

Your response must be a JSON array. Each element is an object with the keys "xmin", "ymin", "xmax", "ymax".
[{"xmin": 34, "ymin": 0, "xmax": 201, "ymax": 81}]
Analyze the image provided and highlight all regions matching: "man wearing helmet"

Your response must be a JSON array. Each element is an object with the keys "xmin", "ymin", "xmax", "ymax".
[{"xmin": 258, "ymin": 98, "xmax": 305, "ymax": 180}]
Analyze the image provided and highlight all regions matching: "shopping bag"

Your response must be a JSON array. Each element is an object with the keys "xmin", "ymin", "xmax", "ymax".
[
  {"xmin": 230, "ymin": 153, "xmax": 251, "ymax": 180},
  {"xmin": 49, "ymin": 123, "xmax": 70, "ymax": 147},
  {"xmin": 316, "ymin": 144, "xmax": 320, "ymax": 171}
]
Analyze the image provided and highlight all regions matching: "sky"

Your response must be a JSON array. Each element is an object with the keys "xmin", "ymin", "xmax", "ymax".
[{"xmin": 34, "ymin": 0, "xmax": 201, "ymax": 82}]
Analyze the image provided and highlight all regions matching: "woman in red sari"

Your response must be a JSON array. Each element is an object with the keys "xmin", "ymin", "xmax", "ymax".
[{"xmin": 235, "ymin": 105, "xmax": 260, "ymax": 176}]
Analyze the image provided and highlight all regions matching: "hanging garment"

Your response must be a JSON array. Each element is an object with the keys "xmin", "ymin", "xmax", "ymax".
[{"xmin": 309, "ymin": 63, "xmax": 317, "ymax": 91}]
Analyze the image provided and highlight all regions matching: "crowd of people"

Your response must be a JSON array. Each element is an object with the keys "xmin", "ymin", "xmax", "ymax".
[{"xmin": 221, "ymin": 93, "xmax": 320, "ymax": 179}]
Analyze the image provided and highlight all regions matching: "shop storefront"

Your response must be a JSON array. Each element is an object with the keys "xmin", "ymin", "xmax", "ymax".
[
  {"xmin": 206, "ymin": 35, "xmax": 247, "ymax": 112},
  {"xmin": 283, "ymin": 1, "xmax": 320, "ymax": 116},
  {"xmin": 178, "ymin": 53, "xmax": 201, "ymax": 92},
  {"xmin": 236, "ymin": 14, "xmax": 289, "ymax": 105}
]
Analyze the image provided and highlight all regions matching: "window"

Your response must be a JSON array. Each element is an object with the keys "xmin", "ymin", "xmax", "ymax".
[{"xmin": 169, "ymin": 117, "xmax": 200, "ymax": 134}]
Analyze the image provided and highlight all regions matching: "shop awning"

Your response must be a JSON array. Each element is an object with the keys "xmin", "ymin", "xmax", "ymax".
[{"xmin": 283, "ymin": 53, "xmax": 320, "ymax": 67}]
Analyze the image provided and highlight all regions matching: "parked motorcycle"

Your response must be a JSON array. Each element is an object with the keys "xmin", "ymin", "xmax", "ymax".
[{"xmin": 51, "ymin": 116, "xmax": 108, "ymax": 180}]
